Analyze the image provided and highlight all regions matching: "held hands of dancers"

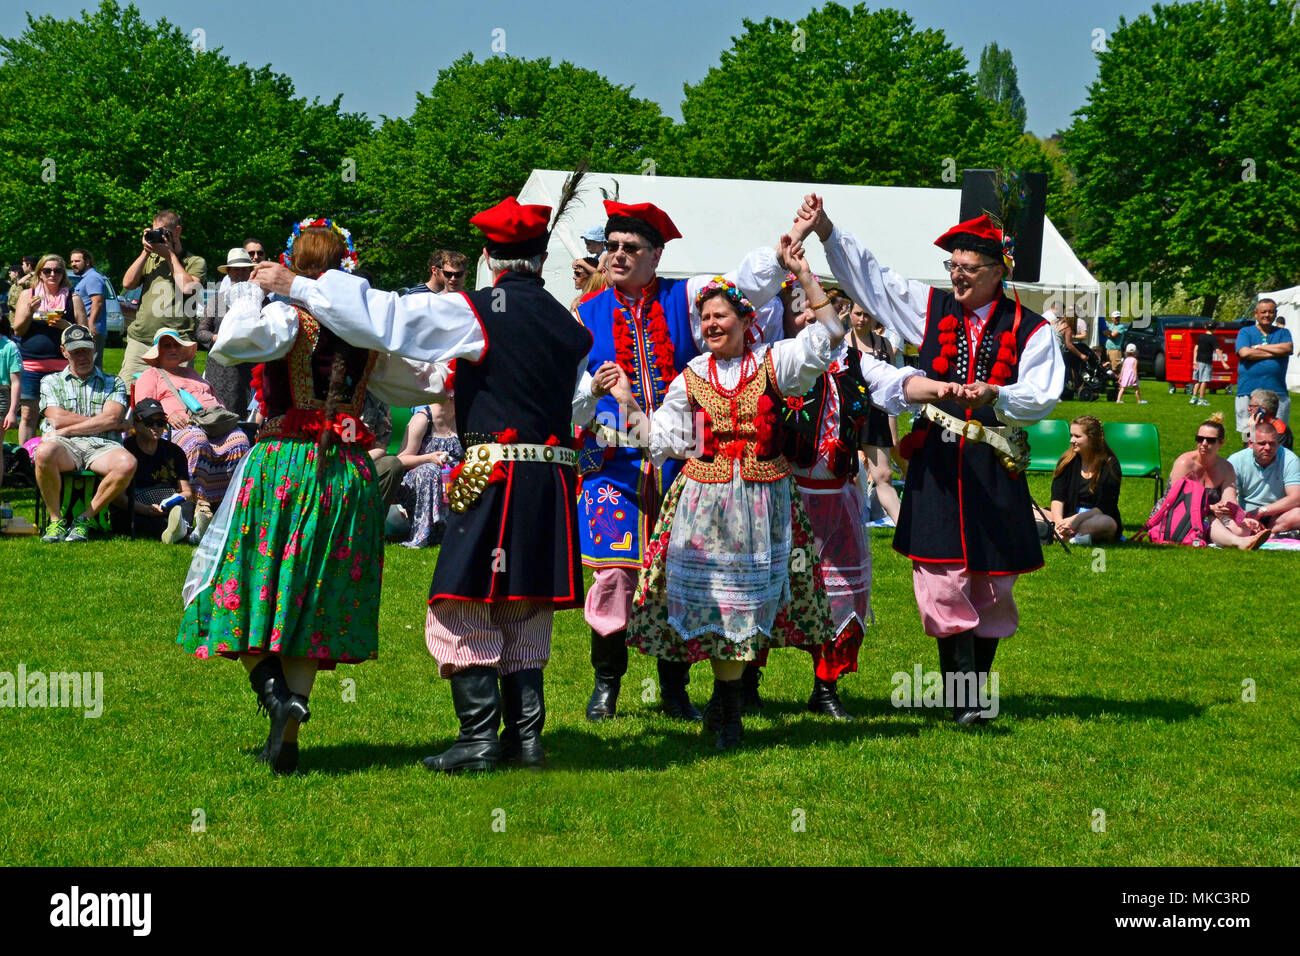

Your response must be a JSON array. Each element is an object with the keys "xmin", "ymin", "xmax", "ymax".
[
  {"xmin": 252, "ymin": 260, "xmax": 296, "ymax": 296},
  {"xmin": 790, "ymin": 193, "xmax": 833, "ymax": 243},
  {"xmin": 902, "ymin": 378, "xmax": 999, "ymax": 409},
  {"xmin": 780, "ymin": 233, "xmax": 845, "ymax": 346}
]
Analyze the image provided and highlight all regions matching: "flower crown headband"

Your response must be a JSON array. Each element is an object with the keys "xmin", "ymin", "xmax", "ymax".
[
  {"xmin": 282, "ymin": 217, "xmax": 358, "ymax": 274},
  {"xmin": 694, "ymin": 276, "xmax": 756, "ymax": 321}
]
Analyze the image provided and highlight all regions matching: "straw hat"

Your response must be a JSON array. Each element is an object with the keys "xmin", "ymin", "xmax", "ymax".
[
  {"xmin": 217, "ymin": 247, "xmax": 255, "ymax": 274},
  {"xmin": 142, "ymin": 328, "xmax": 198, "ymax": 365}
]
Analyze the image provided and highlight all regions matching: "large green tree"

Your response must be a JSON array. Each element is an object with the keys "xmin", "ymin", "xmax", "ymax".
[
  {"xmin": 1063, "ymin": 0, "xmax": 1300, "ymax": 316},
  {"xmin": 0, "ymin": 1, "xmax": 370, "ymax": 279},
  {"xmin": 353, "ymin": 54, "xmax": 672, "ymax": 288},
  {"xmin": 673, "ymin": 3, "xmax": 1034, "ymax": 187},
  {"xmin": 975, "ymin": 42, "xmax": 1027, "ymax": 133}
]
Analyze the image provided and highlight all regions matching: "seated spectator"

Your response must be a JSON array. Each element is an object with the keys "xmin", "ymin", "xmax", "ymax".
[
  {"xmin": 1041, "ymin": 415, "xmax": 1121, "ymax": 545},
  {"xmin": 118, "ymin": 397, "xmax": 192, "ymax": 543},
  {"xmin": 1165, "ymin": 414, "xmax": 1269, "ymax": 549},
  {"xmin": 133, "ymin": 328, "xmax": 250, "ymax": 541},
  {"xmin": 1244, "ymin": 389, "xmax": 1292, "ymax": 451},
  {"xmin": 1, "ymin": 317, "xmax": 21, "ymax": 488},
  {"xmin": 1227, "ymin": 421, "xmax": 1300, "ymax": 534},
  {"xmin": 396, "ymin": 399, "xmax": 462, "ymax": 547},
  {"xmin": 35, "ymin": 326, "xmax": 135, "ymax": 542}
]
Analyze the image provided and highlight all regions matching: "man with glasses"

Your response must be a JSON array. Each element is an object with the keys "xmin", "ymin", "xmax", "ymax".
[
  {"xmin": 1228, "ymin": 421, "xmax": 1300, "ymax": 534},
  {"xmin": 1234, "ymin": 299, "xmax": 1292, "ymax": 444},
  {"xmin": 793, "ymin": 195, "xmax": 1063, "ymax": 725},
  {"xmin": 574, "ymin": 199, "xmax": 788, "ymax": 722},
  {"xmin": 407, "ymin": 251, "xmax": 469, "ymax": 296},
  {"xmin": 119, "ymin": 397, "xmax": 192, "ymax": 543},
  {"xmin": 34, "ymin": 325, "xmax": 136, "ymax": 542}
]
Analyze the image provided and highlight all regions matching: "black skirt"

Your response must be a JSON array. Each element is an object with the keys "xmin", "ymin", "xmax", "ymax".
[{"xmin": 862, "ymin": 404, "xmax": 894, "ymax": 448}]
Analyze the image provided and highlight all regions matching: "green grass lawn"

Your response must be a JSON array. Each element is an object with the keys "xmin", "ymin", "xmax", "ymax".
[{"xmin": 3, "ymin": 357, "xmax": 1297, "ymax": 866}]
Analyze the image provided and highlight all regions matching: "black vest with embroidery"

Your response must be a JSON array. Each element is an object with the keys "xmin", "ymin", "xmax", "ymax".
[
  {"xmin": 429, "ymin": 271, "xmax": 593, "ymax": 606},
  {"xmin": 894, "ymin": 289, "xmax": 1049, "ymax": 574},
  {"xmin": 781, "ymin": 347, "xmax": 873, "ymax": 478}
]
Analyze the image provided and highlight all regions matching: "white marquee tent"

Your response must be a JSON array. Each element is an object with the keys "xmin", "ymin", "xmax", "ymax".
[{"xmin": 479, "ymin": 169, "xmax": 1101, "ymax": 326}]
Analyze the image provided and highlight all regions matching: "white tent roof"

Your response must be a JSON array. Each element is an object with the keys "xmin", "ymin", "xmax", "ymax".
[
  {"xmin": 1261, "ymin": 285, "xmax": 1300, "ymax": 392},
  {"xmin": 479, "ymin": 169, "xmax": 1099, "ymax": 312}
]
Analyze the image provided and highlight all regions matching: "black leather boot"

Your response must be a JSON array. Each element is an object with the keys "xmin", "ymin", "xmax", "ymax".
[
  {"xmin": 249, "ymin": 656, "xmax": 310, "ymax": 772},
  {"xmin": 586, "ymin": 629, "xmax": 628, "ymax": 721},
  {"xmin": 807, "ymin": 676, "xmax": 854, "ymax": 721},
  {"xmin": 948, "ymin": 631, "xmax": 982, "ymax": 726},
  {"xmin": 499, "ymin": 669, "xmax": 547, "ymax": 768},
  {"xmin": 973, "ymin": 637, "xmax": 999, "ymax": 723},
  {"xmin": 741, "ymin": 662, "xmax": 764, "ymax": 713},
  {"xmin": 658, "ymin": 659, "xmax": 703, "ymax": 721},
  {"xmin": 423, "ymin": 666, "xmax": 502, "ymax": 773},
  {"xmin": 713, "ymin": 678, "xmax": 745, "ymax": 751}
]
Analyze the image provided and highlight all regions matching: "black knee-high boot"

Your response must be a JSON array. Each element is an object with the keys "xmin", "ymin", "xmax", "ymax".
[
  {"xmin": 713, "ymin": 678, "xmax": 745, "ymax": 751},
  {"xmin": 422, "ymin": 666, "xmax": 502, "ymax": 773},
  {"xmin": 937, "ymin": 633, "xmax": 981, "ymax": 726},
  {"xmin": 587, "ymin": 629, "xmax": 628, "ymax": 721},
  {"xmin": 500, "ymin": 669, "xmax": 546, "ymax": 768},
  {"xmin": 658, "ymin": 659, "xmax": 703, "ymax": 721}
]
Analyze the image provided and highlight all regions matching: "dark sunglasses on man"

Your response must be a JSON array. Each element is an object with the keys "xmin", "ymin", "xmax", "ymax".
[{"xmin": 441, "ymin": 268, "xmax": 465, "ymax": 280}]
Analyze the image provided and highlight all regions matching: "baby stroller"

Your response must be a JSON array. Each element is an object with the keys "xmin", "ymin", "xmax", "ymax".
[{"xmin": 1063, "ymin": 349, "xmax": 1115, "ymax": 402}]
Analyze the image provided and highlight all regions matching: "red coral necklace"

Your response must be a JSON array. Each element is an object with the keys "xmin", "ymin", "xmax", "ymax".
[{"xmin": 707, "ymin": 349, "xmax": 757, "ymax": 398}]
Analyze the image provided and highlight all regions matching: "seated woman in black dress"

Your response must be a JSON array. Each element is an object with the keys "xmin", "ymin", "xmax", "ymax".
[{"xmin": 1042, "ymin": 414, "xmax": 1122, "ymax": 545}]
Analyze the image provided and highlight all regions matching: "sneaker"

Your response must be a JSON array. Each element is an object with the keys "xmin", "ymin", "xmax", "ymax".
[
  {"xmin": 41, "ymin": 517, "xmax": 71, "ymax": 543},
  {"xmin": 1072, "ymin": 533, "xmax": 1093, "ymax": 546},
  {"xmin": 1189, "ymin": 397, "xmax": 1197, "ymax": 404},
  {"xmin": 1138, "ymin": 400, "xmax": 1149, "ymax": 404},
  {"xmin": 63, "ymin": 516, "xmax": 95, "ymax": 543},
  {"xmin": 161, "ymin": 507, "xmax": 187, "ymax": 544}
]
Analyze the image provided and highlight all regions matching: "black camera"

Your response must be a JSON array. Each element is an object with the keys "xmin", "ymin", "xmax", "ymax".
[{"xmin": 144, "ymin": 228, "xmax": 171, "ymax": 244}]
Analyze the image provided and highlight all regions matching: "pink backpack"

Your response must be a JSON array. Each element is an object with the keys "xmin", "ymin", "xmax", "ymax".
[{"xmin": 1139, "ymin": 477, "xmax": 1209, "ymax": 546}]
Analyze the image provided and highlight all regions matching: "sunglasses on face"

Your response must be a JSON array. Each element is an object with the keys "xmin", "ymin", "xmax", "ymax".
[
  {"xmin": 144, "ymin": 418, "xmax": 168, "ymax": 429},
  {"xmin": 246, "ymin": 249, "xmax": 266, "ymax": 259},
  {"xmin": 1195, "ymin": 435, "xmax": 1220, "ymax": 444},
  {"xmin": 605, "ymin": 240, "xmax": 648, "ymax": 255},
  {"xmin": 40, "ymin": 267, "xmax": 63, "ymax": 276},
  {"xmin": 441, "ymin": 269, "xmax": 465, "ymax": 280}
]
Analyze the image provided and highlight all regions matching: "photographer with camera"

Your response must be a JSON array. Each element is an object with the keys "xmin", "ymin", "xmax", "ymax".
[{"xmin": 119, "ymin": 210, "xmax": 206, "ymax": 383}]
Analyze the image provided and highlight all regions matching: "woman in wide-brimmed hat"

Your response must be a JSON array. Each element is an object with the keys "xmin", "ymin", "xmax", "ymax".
[{"xmin": 133, "ymin": 327, "xmax": 250, "ymax": 540}]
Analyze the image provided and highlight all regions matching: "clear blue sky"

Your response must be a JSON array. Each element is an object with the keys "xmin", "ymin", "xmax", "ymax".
[{"xmin": 23, "ymin": 0, "xmax": 1157, "ymax": 137}]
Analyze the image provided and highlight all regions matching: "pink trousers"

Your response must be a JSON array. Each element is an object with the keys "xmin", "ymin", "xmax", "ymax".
[
  {"xmin": 911, "ymin": 561, "xmax": 1019, "ymax": 639},
  {"xmin": 426, "ymin": 599, "xmax": 554, "ymax": 678}
]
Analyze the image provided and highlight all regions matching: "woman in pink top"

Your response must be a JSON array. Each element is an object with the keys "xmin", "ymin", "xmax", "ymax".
[
  {"xmin": 134, "ymin": 328, "xmax": 250, "ymax": 540},
  {"xmin": 11, "ymin": 254, "xmax": 88, "ymax": 443}
]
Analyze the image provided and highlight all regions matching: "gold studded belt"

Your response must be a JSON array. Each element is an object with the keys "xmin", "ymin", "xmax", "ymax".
[{"xmin": 448, "ymin": 442, "xmax": 579, "ymax": 513}]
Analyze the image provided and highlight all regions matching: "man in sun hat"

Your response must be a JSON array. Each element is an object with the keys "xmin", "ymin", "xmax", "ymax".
[
  {"xmin": 573, "ymin": 199, "xmax": 791, "ymax": 724},
  {"xmin": 34, "ymin": 324, "xmax": 135, "ymax": 542},
  {"xmin": 793, "ymin": 195, "xmax": 1063, "ymax": 725}
]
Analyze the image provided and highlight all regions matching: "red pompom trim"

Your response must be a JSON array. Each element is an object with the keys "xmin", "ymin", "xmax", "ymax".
[
  {"xmin": 941, "ymin": 344, "xmax": 960, "ymax": 358},
  {"xmin": 544, "ymin": 434, "xmax": 562, "ymax": 446},
  {"xmin": 700, "ymin": 409, "xmax": 716, "ymax": 456},
  {"xmin": 250, "ymin": 363, "xmax": 267, "ymax": 417},
  {"xmin": 495, "ymin": 428, "xmax": 518, "ymax": 444},
  {"xmin": 448, "ymin": 462, "xmax": 465, "ymax": 485},
  {"xmin": 997, "ymin": 347, "xmax": 1015, "ymax": 363},
  {"xmin": 939, "ymin": 316, "xmax": 958, "ymax": 332},
  {"xmin": 932, "ymin": 356, "xmax": 950, "ymax": 375},
  {"xmin": 991, "ymin": 362, "xmax": 1012, "ymax": 381},
  {"xmin": 754, "ymin": 394, "xmax": 778, "ymax": 456},
  {"xmin": 722, "ymin": 439, "xmax": 747, "ymax": 460},
  {"xmin": 488, "ymin": 462, "xmax": 508, "ymax": 484},
  {"xmin": 898, "ymin": 427, "xmax": 928, "ymax": 460}
]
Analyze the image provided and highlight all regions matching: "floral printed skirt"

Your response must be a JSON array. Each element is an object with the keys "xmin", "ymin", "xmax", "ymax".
[
  {"xmin": 627, "ymin": 472, "xmax": 833, "ymax": 662},
  {"xmin": 176, "ymin": 438, "xmax": 383, "ymax": 668}
]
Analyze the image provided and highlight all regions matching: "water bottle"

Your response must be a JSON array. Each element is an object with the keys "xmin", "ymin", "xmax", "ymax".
[{"xmin": 441, "ymin": 461, "xmax": 453, "ymax": 505}]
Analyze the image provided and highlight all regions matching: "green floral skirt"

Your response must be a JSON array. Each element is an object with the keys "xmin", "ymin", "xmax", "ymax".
[
  {"xmin": 627, "ymin": 473, "xmax": 834, "ymax": 662},
  {"xmin": 176, "ymin": 438, "xmax": 383, "ymax": 667}
]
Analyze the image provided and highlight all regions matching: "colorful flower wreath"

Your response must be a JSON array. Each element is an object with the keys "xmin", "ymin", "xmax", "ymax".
[
  {"xmin": 282, "ymin": 217, "xmax": 359, "ymax": 274},
  {"xmin": 694, "ymin": 276, "xmax": 756, "ymax": 321}
]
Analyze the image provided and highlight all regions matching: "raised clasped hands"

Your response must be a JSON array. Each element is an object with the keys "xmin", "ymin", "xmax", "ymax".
[
  {"xmin": 789, "ymin": 193, "xmax": 831, "ymax": 243},
  {"xmin": 779, "ymin": 234, "xmax": 813, "ymax": 281},
  {"xmin": 252, "ymin": 260, "xmax": 296, "ymax": 297}
]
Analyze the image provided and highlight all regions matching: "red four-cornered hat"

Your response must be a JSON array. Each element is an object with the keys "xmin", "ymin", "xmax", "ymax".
[
  {"xmin": 603, "ymin": 200, "xmax": 682, "ymax": 243},
  {"xmin": 933, "ymin": 214, "xmax": 1004, "ymax": 252},
  {"xmin": 471, "ymin": 197, "xmax": 552, "ymax": 244}
]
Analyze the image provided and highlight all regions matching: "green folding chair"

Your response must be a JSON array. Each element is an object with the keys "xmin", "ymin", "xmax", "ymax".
[
  {"xmin": 35, "ymin": 470, "xmax": 113, "ymax": 534},
  {"xmin": 1103, "ymin": 421, "xmax": 1164, "ymax": 504},
  {"xmin": 388, "ymin": 406, "xmax": 414, "ymax": 456},
  {"xmin": 1023, "ymin": 419, "xmax": 1071, "ymax": 474}
]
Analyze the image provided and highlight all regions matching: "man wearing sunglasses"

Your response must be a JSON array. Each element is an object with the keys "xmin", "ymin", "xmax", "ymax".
[
  {"xmin": 793, "ymin": 194, "xmax": 1064, "ymax": 725},
  {"xmin": 406, "ymin": 251, "xmax": 469, "ymax": 296},
  {"xmin": 574, "ymin": 199, "xmax": 789, "ymax": 723}
]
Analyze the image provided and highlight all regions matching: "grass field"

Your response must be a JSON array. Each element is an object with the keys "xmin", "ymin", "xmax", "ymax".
[{"xmin": 3, "ymin": 352, "xmax": 1297, "ymax": 866}]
